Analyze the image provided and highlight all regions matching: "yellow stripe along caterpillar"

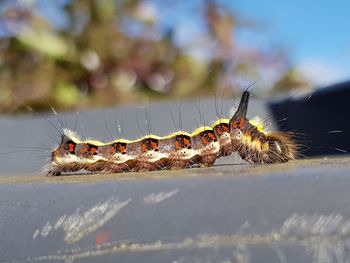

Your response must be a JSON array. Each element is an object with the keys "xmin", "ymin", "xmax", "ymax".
[{"xmin": 48, "ymin": 90, "xmax": 299, "ymax": 176}]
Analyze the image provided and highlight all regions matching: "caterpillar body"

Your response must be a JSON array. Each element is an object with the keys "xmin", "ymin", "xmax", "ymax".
[{"xmin": 48, "ymin": 91, "xmax": 298, "ymax": 176}]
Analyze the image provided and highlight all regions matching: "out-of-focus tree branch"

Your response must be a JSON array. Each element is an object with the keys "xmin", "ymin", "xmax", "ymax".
[{"xmin": 0, "ymin": 0, "xmax": 308, "ymax": 113}]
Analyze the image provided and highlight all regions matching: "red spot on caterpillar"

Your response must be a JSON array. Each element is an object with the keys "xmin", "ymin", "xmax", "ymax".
[
  {"xmin": 231, "ymin": 118, "xmax": 245, "ymax": 129},
  {"xmin": 67, "ymin": 143, "xmax": 75, "ymax": 153},
  {"xmin": 222, "ymin": 124, "xmax": 229, "ymax": 132},
  {"xmin": 109, "ymin": 146, "xmax": 116, "ymax": 154},
  {"xmin": 201, "ymin": 135, "xmax": 208, "ymax": 146},
  {"xmin": 95, "ymin": 230, "xmax": 111, "ymax": 245},
  {"xmin": 89, "ymin": 147, "xmax": 98, "ymax": 155},
  {"xmin": 208, "ymin": 132, "xmax": 216, "ymax": 141},
  {"xmin": 150, "ymin": 140, "xmax": 158, "ymax": 150},
  {"xmin": 239, "ymin": 118, "xmax": 245, "ymax": 128},
  {"xmin": 81, "ymin": 147, "xmax": 87, "ymax": 154},
  {"xmin": 183, "ymin": 138, "xmax": 191, "ymax": 148},
  {"xmin": 175, "ymin": 140, "xmax": 180, "ymax": 150},
  {"xmin": 119, "ymin": 144, "xmax": 126, "ymax": 154},
  {"xmin": 141, "ymin": 143, "xmax": 148, "ymax": 153},
  {"xmin": 215, "ymin": 127, "xmax": 222, "ymax": 135}
]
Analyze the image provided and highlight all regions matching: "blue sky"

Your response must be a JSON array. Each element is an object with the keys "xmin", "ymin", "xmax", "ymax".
[
  {"xmin": 230, "ymin": 0, "xmax": 350, "ymax": 85},
  {"xmin": 231, "ymin": 1, "xmax": 350, "ymax": 59},
  {"xmin": 153, "ymin": 0, "xmax": 350, "ymax": 86}
]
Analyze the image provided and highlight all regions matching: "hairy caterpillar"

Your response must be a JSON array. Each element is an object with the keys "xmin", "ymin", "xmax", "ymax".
[
  {"xmin": 230, "ymin": 91, "xmax": 298, "ymax": 164},
  {"xmin": 48, "ymin": 91, "xmax": 298, "ymax": 176}
]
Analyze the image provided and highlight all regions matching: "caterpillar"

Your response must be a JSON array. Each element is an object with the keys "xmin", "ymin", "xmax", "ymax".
[
  {"xmin": 48, "ymin": 90, "xmax": 298, "ymax": 176},
  {"xmin": 229, "ymin": 91, "xmax": 298, "ymax": 164}
]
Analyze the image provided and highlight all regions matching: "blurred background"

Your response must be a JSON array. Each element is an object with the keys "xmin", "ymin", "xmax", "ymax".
[
  {"xmin": 1, "ymin": 3, "xmax": 350, "ymax": 262},
  {"xmin": 1, "ymin": 0, "xmax": 349, "ymax": 113}
]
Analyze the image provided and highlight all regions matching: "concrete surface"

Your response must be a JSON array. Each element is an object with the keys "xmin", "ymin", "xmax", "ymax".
[{"xmin": 1, "ymin": 156, "xmax": 350, "ymax": 263}]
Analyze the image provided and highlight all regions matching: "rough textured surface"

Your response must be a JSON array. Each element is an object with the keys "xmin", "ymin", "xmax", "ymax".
[{"xmin": 1, "ymin": 156, "xmax": 350, "ymax": 263}]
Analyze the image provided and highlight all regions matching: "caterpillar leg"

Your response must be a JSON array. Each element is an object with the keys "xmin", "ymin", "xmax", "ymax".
[
  {"xmin": 167, "ymin": 147, "xmax": 200, "ymax": 170},
  {"xmin": 134, "ymin": 159, "xmax": 169, "ymax": 172},
  {"xmin": 47, "ymin": 162, "xmax": 84, "ymax": 176},
  {"xmin": 106, "ymin": 159, "xmax": 137, "ymax": 173},
  {"xmin": 83, "ymin": 160, "xmax": 107, "ymax": 172},
  {"xmin": 197, "ymin": 154, "xmax": 217, "ymax": 167},
  {"xmin": 168, "ymin": 159, "xmax": 192, "ymax": 170},
  {"xmin": 132, "ymin": 149, "xmax": 169, "ymax": 172}
]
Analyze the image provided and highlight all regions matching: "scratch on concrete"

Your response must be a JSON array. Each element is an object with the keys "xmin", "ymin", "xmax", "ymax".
[
  {"xmin": 143, "ymin": 189, "xmax": 179, "ymax": 205},
  {"xmin": 25, "ymin": 213, "xmax": 350, "ymax": 263},
  {"xmin": 33, "ymin": 197, "xmax": 131, "ymax": 244}
]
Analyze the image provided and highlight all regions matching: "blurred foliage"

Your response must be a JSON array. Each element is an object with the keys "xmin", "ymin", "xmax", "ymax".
[
  {"xmin": 0, "ymin": 0, "xmax": 308, "ymax": 113},
  {"xmin": 273, "ymin": 68, "xmax": 309, "ymax": 93}
]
